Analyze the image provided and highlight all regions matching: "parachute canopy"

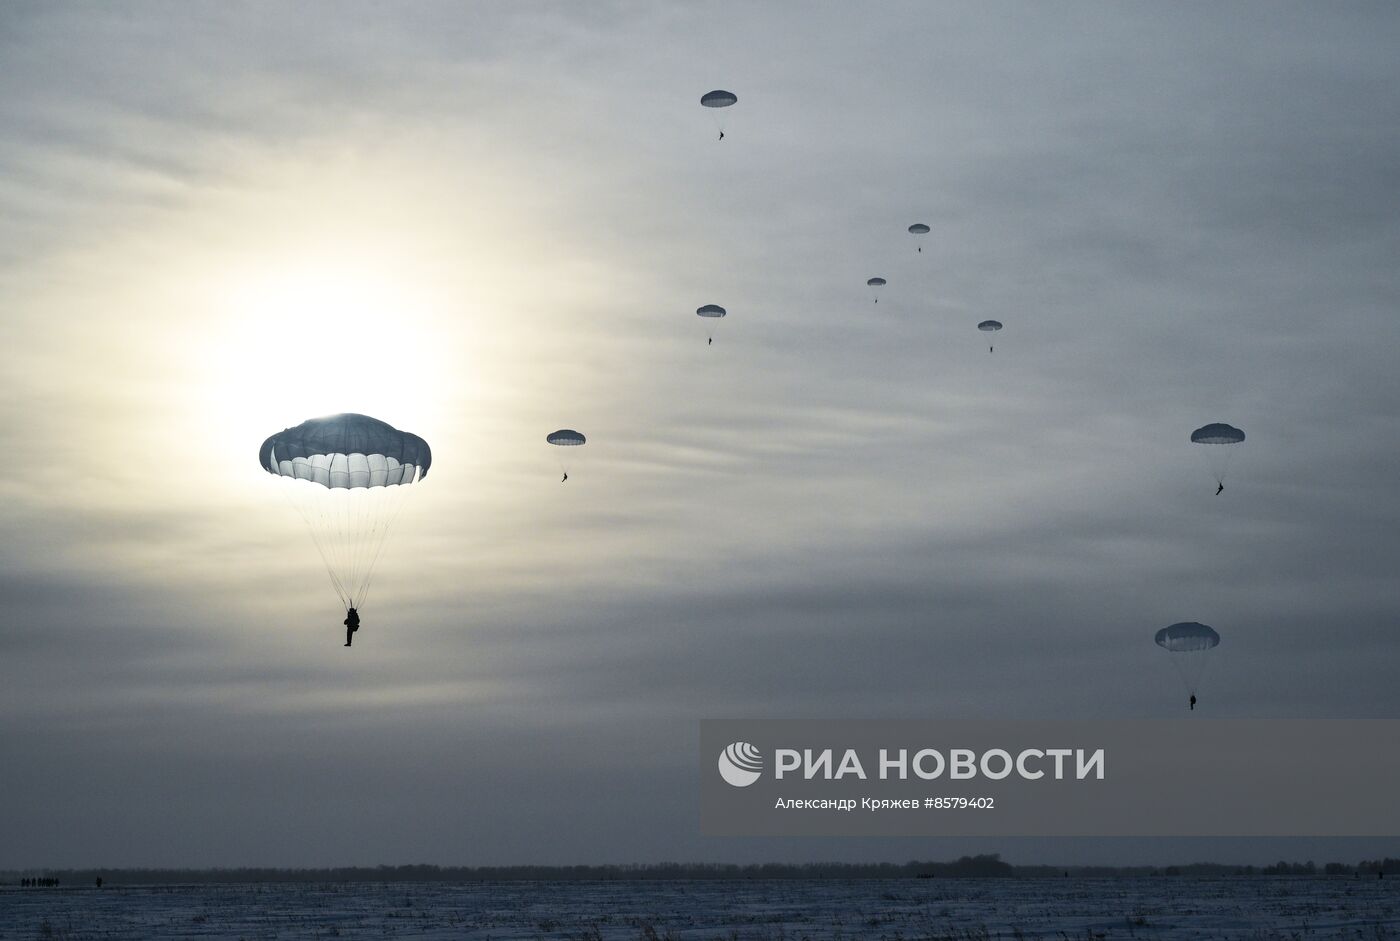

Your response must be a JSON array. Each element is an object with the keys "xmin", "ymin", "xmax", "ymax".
[
  {"xmin": 978, "ymin": 320, "xmax": 1003, "ymax": 332},
  {"xmin": 866, "ymin": 277, "xmax": 887, "ymax": 287},
  {"xmin": 1155, "ymin": 621, "xmax": 1221, "ymax": 652},
  {"xmin": 547, "ymin": 429, "xmax": 587, "ymax": 446},
  {"xmin": 1191, "ymin": 423, "xmax": 1246, "ymax": 445},
  {"xmin": 260, "ymin": 413, "xmax": 431, "ymax": 489},
  {"xmin": 908, "ymin": 223, "xmax": 930, "ymax": 235},
  {"xmin": 696, "ymin": 304, "xmax": 727, "ymax": 319},
  {"xmin": 700, "ymin": 90, "xmax": 738, "ymax": 108}
]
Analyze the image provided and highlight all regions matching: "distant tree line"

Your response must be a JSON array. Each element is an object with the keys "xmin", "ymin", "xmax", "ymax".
[{"xmin": 3, "ymin": 854, "xmax": 1397, "ymax": 886}]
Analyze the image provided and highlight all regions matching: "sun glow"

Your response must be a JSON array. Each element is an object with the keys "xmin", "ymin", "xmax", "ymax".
[
  {"xmin": 196, "ymin": 255, "xmax": 459, "ymax": 482},
  {"xmin": 74, "ymin": 136, "xmax": 629, "ymax": 585}
]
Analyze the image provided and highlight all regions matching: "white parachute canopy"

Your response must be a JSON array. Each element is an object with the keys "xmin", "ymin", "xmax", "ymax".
[
  {"xmin": 260, "ymin": 413, "xmax": 430, "ymax": 611},
  {"xmin": 1155, "ymin": 621, "xmax": 1221, "ymax": 697},
  {"xmin": 1190, "ymin": 423, "xmax": 1246, "ymax": 487}
]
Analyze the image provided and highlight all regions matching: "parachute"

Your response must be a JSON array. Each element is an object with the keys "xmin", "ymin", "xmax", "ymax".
[
  {"xmin": 978, "ymin": 320, "xmax": 1002, "ymax": 352},
  {"xmin": 1155, "ymin": 621, "xmax": 1221, "ymax": 700},
  {"xmin": 697, "ymin": 304, "xmax": 726, "ymax": 344},
  {"xmin": 1190, "ymin": 423, "xmax": 1245, "ymax": 489},
  {"xmin": 867, "ymin": 277, "xmax": 886, "ymax": 304},
  {"xmin": 260, "ymin": 413, "xmax": 430, "ymax": 611},
  {"xmin": 548, "ymin": 429, "xmax": 586, "ymax": 478},
  {"xmin": 700, "ymin": 90, "xmax": 737, "ymax": 138},
  {"xmin": 908, "ymin": 223, "xmax": 930, "ymax": 252}
]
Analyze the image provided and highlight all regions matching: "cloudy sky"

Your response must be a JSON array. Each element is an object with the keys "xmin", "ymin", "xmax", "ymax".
[{"xmin": 2, "ymin": 2, "xmax": 1399, "ymax": 868}]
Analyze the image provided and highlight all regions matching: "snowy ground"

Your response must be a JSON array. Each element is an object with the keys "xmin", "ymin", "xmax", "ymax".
[{"xmin": 2, "ymin": 877, "xmax": 1398, "ymax": 940}]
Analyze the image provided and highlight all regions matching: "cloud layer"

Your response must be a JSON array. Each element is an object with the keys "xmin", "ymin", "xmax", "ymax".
[{"xmin": 2, "ymin": 2, "xmax": 1399, "ymax": 866}]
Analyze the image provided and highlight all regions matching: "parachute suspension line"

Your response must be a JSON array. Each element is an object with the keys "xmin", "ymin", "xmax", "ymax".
[
  {"xmin": 341, "ymin": 489, "xmax": 358, "ymax": 598},
  {"xmin": 318, "ymin": 490, "xmax": 355, "ymax": 609},
  {"xmin": 284, "ymin": 481, "xmax": 410, "ymax": 611},
  {"xmin": 323, "ymin": 491, "xmax": 355, "ymax": 607},
  {"xmin": 363, "ymin": 491, "xmax": 382, "ymax": 600},
  {"xmin": 349, "ymin": 486, "xmax": 373, "ymax": 604},
  {"xmin": 355, "ymin": 482, "xmax": 411, "ymax": 612},
  {"xmin": 282, "ymin": 480, "xmax": 397, "ymax": 611},
  {"xmin": 1213, "ymin": 446, "xmax": 1236, "ymax": 487},
  {"xmin": 280, "ymin": 480, "xmax": 351, "ymax": 609},
  {"xmin": 339, "ymin": 490, "xmax": 359, "ymax": 606},
  {"xmin": 289, "ymin": 484, "xmax": 333, "ymax": 602},
  {"xmin": 305, "ymin": 488, "xmax": 338, "ymax": 609},
  {"xmin": 340, "ymin": 485, "xmax": 373, "ymax": 609},
  {"xmin": 342, "ymin": 495, "xmax": 362, "ymax": 602},
  {"xmin": 349, "ymin": 487, "xmax": 372, "ymax": 605},
  {"xmin": 1170, "ymin": 651, "xmax": 1212, "ymax": 697}
]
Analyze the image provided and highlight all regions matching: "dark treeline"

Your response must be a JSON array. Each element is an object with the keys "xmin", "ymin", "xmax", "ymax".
[{"xmin": 4, "ymin": 855, "xmax": 1398, "ymax": 886}]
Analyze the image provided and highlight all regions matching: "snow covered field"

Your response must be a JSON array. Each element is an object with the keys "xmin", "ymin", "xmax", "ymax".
[{"xmin": 2, "ymin": 877, "xmax": 1398, "ymax": 940}]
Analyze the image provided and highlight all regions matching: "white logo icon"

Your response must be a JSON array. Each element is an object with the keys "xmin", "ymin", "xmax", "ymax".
[{"xmin": 718, "ymin": 741, "xmax": 763, "ymax": 787}]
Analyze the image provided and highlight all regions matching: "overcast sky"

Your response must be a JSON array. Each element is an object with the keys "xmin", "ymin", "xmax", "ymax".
[{"xmin": 2, "ymin": 2, "xmax": 1399, "ymax": 869}]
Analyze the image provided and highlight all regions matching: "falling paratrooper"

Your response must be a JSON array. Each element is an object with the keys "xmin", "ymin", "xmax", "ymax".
[
  {"xmin": 978, "ymin": 319, "xmax": 1002, "ymax": 352},
  {"xmin": 700, "ymin": 89, "xmax": 737, "ymax": 140},
  {"xmin": 1190, "ymin": 423, "xmax": 1245, "ymax": 495},
  {"xmin": 547, "ymin": 429, "xmax": 587, "ymax": 482},
  {"xmin": 697, "ymin": 303, "xmax": 726, "ymax": 345},
  {"xmin": 908, "ymin": 222, "xmax": 930, "ymax": 252},
  {"xmin": 866, "ymin": 277, "xmax": 886, "ymax": 304},
  {"xmin": 1155, "ymin": 621, "xmax": 1221, "ymax": 711},
  {"xmin": 259, "ymin": 413, "xmax": 431, "ymax": 648}
]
